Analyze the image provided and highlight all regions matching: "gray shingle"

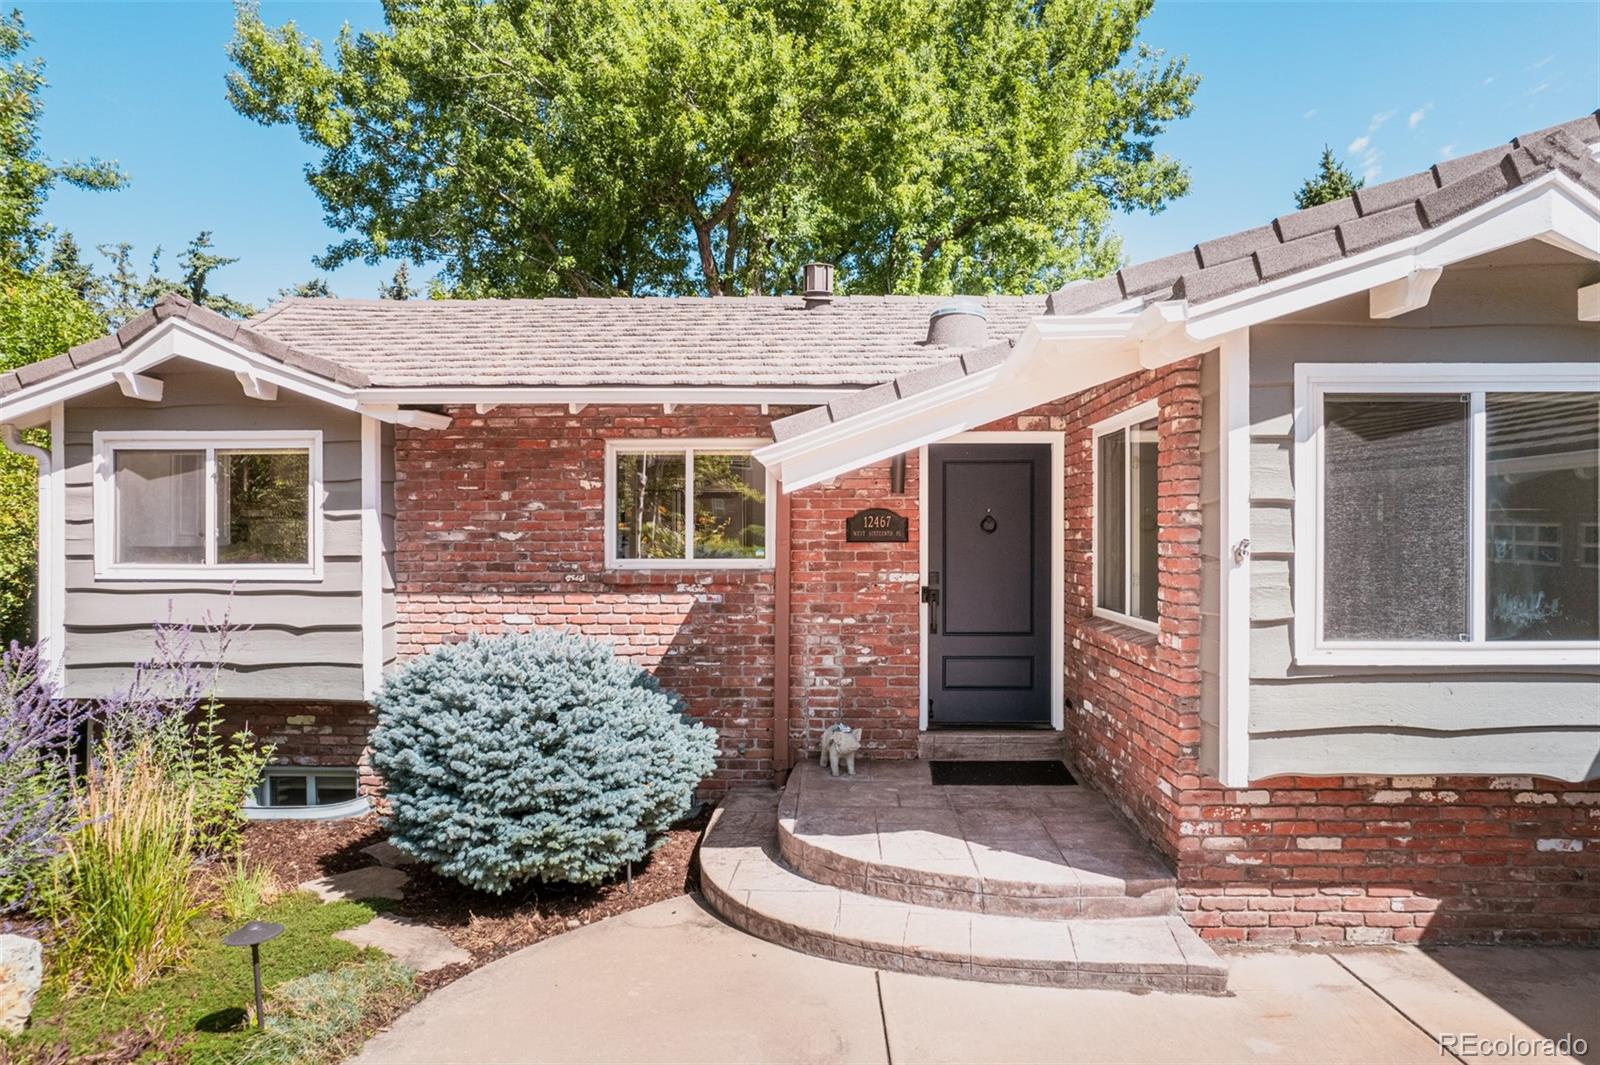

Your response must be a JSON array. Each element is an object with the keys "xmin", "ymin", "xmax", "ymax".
[
  {"xmin": 115, "ymin": 309, "xmax": 159, "ymax": 347},
  {"xmin": 770, "ymin": 404, "xmax": 832, "ymax": 441},
  {"xmin": 1273, "ymin": 197, "xmax": 1358, "ymax": 243},
  {"xmin": 15, "ymin": 353, "xmax": 75, "ymax": 387},
  {"xmin": 1431, "ymin": 145, "xmax": 1509, "ymax": 186},
  {"xmin": 1353, "ymin": 171, "xmax": 1438, "ymax": 216},
  {"xmin": 0, "ymin": 372, "xmax": 22, "ymax": 397},
  {"xmin": 1196, "ymin": 225, "xmax": 1275, "ymax": 268},
  {"xmin": 1336, "ymin": 202, "xmax": 1426, "ymax": 255},
  {"xmin": 1118, "ymin": 249, "xmax": 1201, "ymax": 297},
  {"xmin": 1178, "ymin": 257, "xmax": 1261, "ymax": 304},
  {"xmin": 68, "ymin": 332, "xmax": 122, "ymax": 368},
  {"xmin": 893, "ymin": 356, "xmax": 969, "ymax": 398},
  {"xmin": 961, "ymin": 340, "xmax": 1012, "ymax": 374},
  {"xmin": 1418, "ymin": 158, "xmax": 1518, "ymax": 227},
  {"xmin": 1045, "ymin": 276, "xmax": 1123, "ymax": 315},
  {"xmin": 822, "ymin": 380, "xmax": 900, "ymax": 423},
  {"xmin": 1254, "ymin": 230, "xmax": 1343, "ymax": 281}
]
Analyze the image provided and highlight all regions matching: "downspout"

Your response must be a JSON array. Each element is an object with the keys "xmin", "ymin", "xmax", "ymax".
[
  {"xmin": 1, "ymin": 423, "xmax": 54, "ymax": 678},
  {"xmin": 772, "ymin": 484, "xmax": 792, "ymax": 786}
]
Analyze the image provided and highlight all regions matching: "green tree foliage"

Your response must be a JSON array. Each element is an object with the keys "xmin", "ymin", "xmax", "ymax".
[
  {"xmin": 372, "ymin": 629, "xmax": 718, "ymax": 891},
  {"xmin": 95, "ymin": 232, "xmax": 258, "ymax": 324},
  {"xmin": 1295, "ymin": 146, "xmax": 1364, "ymax": 209},
  {"xmin": 0, "ymin": 268, "xmax": 104, "ymax": 643},
  {"xmin": 0, "ymin": 11, "xmax": 125, "ymax": 269},
  {"xmin": 229, "ymin": 0, "xmax": 1197, "ymax": 298},
  {"xmin": 278, "ymin": 276, "xmax": 334, "ymax": 298}
]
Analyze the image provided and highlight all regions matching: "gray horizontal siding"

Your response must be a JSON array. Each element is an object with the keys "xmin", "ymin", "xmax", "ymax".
[
  {"xmin": 61, "ymin": 360, "xmax": 370, "ymax": 701},
  {"xmin": 1245, "ymin": 249, "xmax": 1600, "ymax": 781}
]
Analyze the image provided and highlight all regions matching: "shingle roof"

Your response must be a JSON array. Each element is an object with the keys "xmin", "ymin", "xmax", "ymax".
[
  {"xmin": 1044, "ymin": 111, "xmax": 1600, "ymax": 316},
  {"xmin": 771, "ymin": 112, "xmax": 1600, "ymax": 443},
  {"xmin": 247, "ymin": 294, "xmax": 1045, "ymax": 388},
  {"xmin": 0, "ymin": 293, "xmax": 369, "ymax": 400}
]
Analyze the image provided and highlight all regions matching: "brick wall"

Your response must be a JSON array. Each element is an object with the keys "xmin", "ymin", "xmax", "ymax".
[
  {"xmin": 393, "ymin": 404, "xmax": 781, "ymax": 793},
  {"xmin": 216, "ymin": 700, "xmax": 380, "ymax": 796}
]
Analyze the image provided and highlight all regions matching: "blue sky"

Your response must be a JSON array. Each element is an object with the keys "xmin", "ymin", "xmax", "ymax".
[{"xmin": 21, "ymin": 1, "xmax": 1600, "ymax": 309}]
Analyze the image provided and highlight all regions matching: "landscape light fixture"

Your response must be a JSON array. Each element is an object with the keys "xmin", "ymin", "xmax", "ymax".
[{"xmin": 223, "ymin": 920, "xmax": 284, "ymax": 1029}]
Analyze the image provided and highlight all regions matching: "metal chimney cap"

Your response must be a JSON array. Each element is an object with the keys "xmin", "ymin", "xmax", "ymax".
[
  {"xmin": 929, "ymin": 298, "xmax": 988, "ymax": 321},
  {"xmin": 802, "ymin": 262, "xmax": 835, "ymax": 306}
]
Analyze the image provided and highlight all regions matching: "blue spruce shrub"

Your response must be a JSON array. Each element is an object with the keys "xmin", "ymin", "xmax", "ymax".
[{"xmin": 371, "ymin": 629, "xmax": 718, "ymax": 892}]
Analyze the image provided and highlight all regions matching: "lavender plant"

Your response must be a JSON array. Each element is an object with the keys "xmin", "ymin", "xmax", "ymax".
[{"xmin": 0, "ymin": 642, "xmax": 91, "ymax": 912}]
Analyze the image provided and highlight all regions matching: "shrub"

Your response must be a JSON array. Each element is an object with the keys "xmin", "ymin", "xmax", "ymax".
[
  {"xmin": 50, "ymin": 744, "xmax": 202, "ymax": 992},
  {"xmin": 0, "ymin": 642, "xmax": 92, "ymax": 912},
  {"xmin": 372, "ymin": 629, "xmax": 718, "ymax": 892}
]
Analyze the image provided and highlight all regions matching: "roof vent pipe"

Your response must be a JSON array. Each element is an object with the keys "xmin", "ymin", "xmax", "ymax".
[
  {"xmin": 802, "ymin": 262, "xmax": 834, "ymax": 308},
  {"xmin": 926, "ymin": 298, "xmax": 988, "ymax": 348}
]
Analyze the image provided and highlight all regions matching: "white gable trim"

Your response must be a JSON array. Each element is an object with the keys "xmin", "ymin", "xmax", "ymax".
[
  {"xmin": 756, "ymin": 174, "xmax": 1600, "ymax": 491},
  {"xmin": 0, "ymin": 319, "xmax": 366, "ymax": 427}
]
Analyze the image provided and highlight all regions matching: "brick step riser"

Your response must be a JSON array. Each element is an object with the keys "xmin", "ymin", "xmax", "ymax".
[
  {"xmin": 702, "ymin": 868, "xmax": 1223, "ymax": 994},
  {"xmin": 777, "ymin": 819, "xmax": 1177, "ymax": 920}
]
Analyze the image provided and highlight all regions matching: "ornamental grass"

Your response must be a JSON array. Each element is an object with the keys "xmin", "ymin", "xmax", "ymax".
[{"xmin": 51, "ymin": 745, "xmax": 202, "ymax": 993}]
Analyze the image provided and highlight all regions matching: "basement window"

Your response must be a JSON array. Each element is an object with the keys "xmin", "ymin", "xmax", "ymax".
[
  {"xmin": 1092, "ymin": 401, "xmax": 1160, "ymax": 633},
  {"xmin": 605, "ymin": 440, "xmax": 774, "ymax": 569},
  {"xmin": 93, "ymin": 430, "xmax": 322, "ymax": 581},
  {"xmin": 245, "ymin": 767, "xmax": 366, "ymax": 821},
  {"xmin": 1295, "ymin": 365, "xmax": 1599, "ymax": 667}
]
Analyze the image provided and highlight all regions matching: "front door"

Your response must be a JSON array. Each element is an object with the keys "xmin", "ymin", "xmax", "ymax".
[{"xmin": 926, "ymin": 443, "xmax": 1052, "ymax": 727}]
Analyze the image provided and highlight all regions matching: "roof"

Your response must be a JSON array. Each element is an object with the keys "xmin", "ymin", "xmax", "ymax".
[
  {"xmin": 0, "ymin": 293, "xmax": 369, "ymax": 400},
  {"xmin": 246, "ymin": 294, "xmax": 1044, "ymax": 389},
  {"xmin": 771, "ymin": 111, "xmax": 1600, "ymax": 443},
  {"xmin": 1044, "ymin": 111, "xmax": 1600, "ymax": 316}
]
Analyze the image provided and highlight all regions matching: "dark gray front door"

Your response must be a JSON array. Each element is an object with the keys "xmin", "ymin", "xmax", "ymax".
[{"xmin": 926, "ymin": 443, "xmax": 1052, "ymax": 727}]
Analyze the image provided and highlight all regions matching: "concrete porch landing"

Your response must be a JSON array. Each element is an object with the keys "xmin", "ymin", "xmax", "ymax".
[
  {"xmin": 780, "ymin": 760, "xmax": 1176, "ymax": 919},
  {"xmin": 700, "ymin": 763, "xmax": 1228, "ymax": 994}
]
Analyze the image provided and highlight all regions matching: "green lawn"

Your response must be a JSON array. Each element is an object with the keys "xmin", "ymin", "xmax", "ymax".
[{"xmin": 6, "ymin": 891, "xmax": 418, "ymax": 1064}]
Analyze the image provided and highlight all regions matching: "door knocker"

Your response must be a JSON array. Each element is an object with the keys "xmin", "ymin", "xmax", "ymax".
[{"xmin": 979, "ymin": 509, "xmax": 998, "ymax": 534}]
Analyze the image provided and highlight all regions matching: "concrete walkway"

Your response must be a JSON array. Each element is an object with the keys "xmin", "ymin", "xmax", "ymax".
[{"xmin": 350, "ymin": 896, "xmax": 1598, "ymax": 1065}]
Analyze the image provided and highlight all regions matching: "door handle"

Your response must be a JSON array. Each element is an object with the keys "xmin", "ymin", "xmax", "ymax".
[{"xmin": 920, "ymin": 586, "xmax": 939, "ymax": 633}]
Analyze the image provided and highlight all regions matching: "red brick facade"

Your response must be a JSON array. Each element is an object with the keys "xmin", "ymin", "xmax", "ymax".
[{"xmin": 364, "ymin": 373, "xmax": 1598, "ymax": 944}]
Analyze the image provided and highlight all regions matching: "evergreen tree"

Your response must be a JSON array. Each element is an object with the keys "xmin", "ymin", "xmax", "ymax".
[
  {"xmin": 44, "ymin": 231, "xmax": 101, "ymax": 303},
  {"xmin": 1295, "ymin": 146, "xmax": 1364, "ymax": 209},
  {"xmin": 173, "ymin": 231, "xmax": 256, "ymax": 317},
  {"xmin": 278, "ymin": 277, "xmax": 334, "ymax": 299},
  {"xmin": 379, "ymin": 262, "xmax": 416, "ymax": 300}
]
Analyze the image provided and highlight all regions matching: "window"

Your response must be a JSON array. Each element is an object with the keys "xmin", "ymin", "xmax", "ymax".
[
  {"xmin": 1092, "ymin": 402, "xmax": 1160, "ymax": 632},
  {"xmin": 606, "ymin": 441, "xmax": 773, "ymax": 568},
  {"xmin": 246, "ymin": 767, "xmax": 364, "ymax": 820},
  {"xmin": 1296, "ymin": 365, "xmax": 1599, "ymax": 666},
  {"xmin": 94, "ymin": 431, "xmax": 321, "ymax": 579}
]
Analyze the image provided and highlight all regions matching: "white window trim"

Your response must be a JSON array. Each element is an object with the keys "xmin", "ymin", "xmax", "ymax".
[
  {"xmin": 1090, "ymin": 400, "xmax": 1161, "ymax": 635},
  {"xmin": 604, "ymin": 438, "xmax": 776, "ymax": 570},
  {"xmin": 1293, "ymin": 362, "xmax": 1600, "ymax": 668},
  {"xmin": 93, "ymin": 429, "xmax": 324, "ymax": 582}
]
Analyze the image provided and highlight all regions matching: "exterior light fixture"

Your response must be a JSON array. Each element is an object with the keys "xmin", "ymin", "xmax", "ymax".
[{"xmin": 224, "ymin": 920, "xmax": 284, "ymax": 1029}]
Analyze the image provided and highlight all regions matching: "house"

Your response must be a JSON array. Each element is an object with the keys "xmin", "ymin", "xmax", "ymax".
[{"xmin": 2, "ymin": 114, "xmax": 1596, "ymax": 968}]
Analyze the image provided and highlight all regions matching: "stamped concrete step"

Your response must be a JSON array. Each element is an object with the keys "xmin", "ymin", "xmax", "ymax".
[
  {"xmin": 778, "ymin": 761, "xmax": 1176, "ymax": 920},
  {"xmin": 701, "ymin": 792, "xmax": 1228, "ymax": 995},
  {"xmin": 917, "ymin": 730, "xmax": 1066, "ymax": 762}
]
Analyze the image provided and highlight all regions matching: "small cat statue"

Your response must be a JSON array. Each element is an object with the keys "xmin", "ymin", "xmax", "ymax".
[{"xmin": 819, "ymin": 723, "xmax": 862, "ymax": 777}]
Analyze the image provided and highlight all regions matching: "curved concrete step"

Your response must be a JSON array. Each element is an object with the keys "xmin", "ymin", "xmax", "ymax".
[
  {"xmin": 778, "ymin": 761, "xmax": 1176, "ymax": 919},
  {"xmin": 702, "ymin": 792, "xmax": 1228, "ymax": 995}
]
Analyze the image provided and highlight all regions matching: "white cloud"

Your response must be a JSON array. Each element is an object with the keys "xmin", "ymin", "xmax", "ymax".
[
  {"xmin": 1369, "ymin": 110, "xmax": 1397, "ymax": 131},
  {"xmin": 1528, "ymin": 55, "xmax": 1555, "ymax": 70},
  {"xmin": 1359, "ymin": 146, "xmax": 1383, "ymax": 183},
  {"xmin": 1302, "ymin": 108, "xmax": 1318, "ymax": 120},
  {"xmin": 1439, "ymin": 144, "xmax": 1458, "ymax": 160},
  {"xmin": 1482, "ymin": 75, "xmax": 1496, "ymax": 86},
  {"xmin": 1529, "ymin": 78, "xmax": 1553, "ymax": 96},
  {"xmin": 1408, "ymin": 103, "xmax": 1433, "ymax": 129},
  {"xmin": 1348, "ymin": 135, "xmax": 1371, "ymax": 155}
]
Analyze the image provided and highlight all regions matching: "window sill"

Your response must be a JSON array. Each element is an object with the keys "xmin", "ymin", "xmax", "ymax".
[
  {"xmin": 1079, "ymin": 614, "xmax": 1162, "ymax": 652},
  {"xmin": 94, "ymin": 565, "xmax": 324, "ymax": 583},
  {"xmin": 1295, "ymin": 644, "xmax": 1600, "ymax": 668},
  {"xmin": 243, "ymin": 796, "xmax": 369, "ymax": 822},
  {"xmin": 1091, "ymin": 607, "xmax": 1159, "ymax": 637},
  {"xmin": 606, "ymin": 561, "xmax": 774, "ymax": 573}
]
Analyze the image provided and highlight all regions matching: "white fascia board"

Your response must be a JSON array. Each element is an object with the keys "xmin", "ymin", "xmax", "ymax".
[
  {"xmin": 0, "ymin": 319, "xmax": 364, "ymax": 424},
  {"xmin": 1183, "ymin": 174, "xmax": 1600, "ymax": 340},
  {"xmin": 353, "ymin": 385, "xmax": 861, "ymax": 407}
]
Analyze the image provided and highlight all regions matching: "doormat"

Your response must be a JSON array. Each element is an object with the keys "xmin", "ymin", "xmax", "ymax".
[{"xmin": 929, "ymin": 760, "xmax": 1076, "ymax": 786}]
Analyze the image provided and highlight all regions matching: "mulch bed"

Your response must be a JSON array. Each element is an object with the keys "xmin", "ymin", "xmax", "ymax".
[{"xmin": 242, "ymin": 806, "xmax": 711, "ymax": 992}]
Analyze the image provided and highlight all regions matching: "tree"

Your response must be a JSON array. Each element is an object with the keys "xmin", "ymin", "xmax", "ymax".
[
  {"xmin": 172, "ymin": 231, "xmax": 256, "ymax": 317},
  {"xmin": 1295, "ymin": 146, "xmax": 1364, "ymax": 209},
  {"xmin": 228, "ymin": 0, "xmax": 1197, "ymax": 298},
  {"xmin": 44, "ymin": 231, "xmax": 101, "ymax": 303},
  {"xmin": 278, "ymin": 277, "xmax": 334, "ymax": 299},
  {"xmin": 379, "ymin": 262, "xmax": 416, "ymax": 300},
  {"xmin": 1, "ymin": 11, "xmax": 124, "ymax": 269}
]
